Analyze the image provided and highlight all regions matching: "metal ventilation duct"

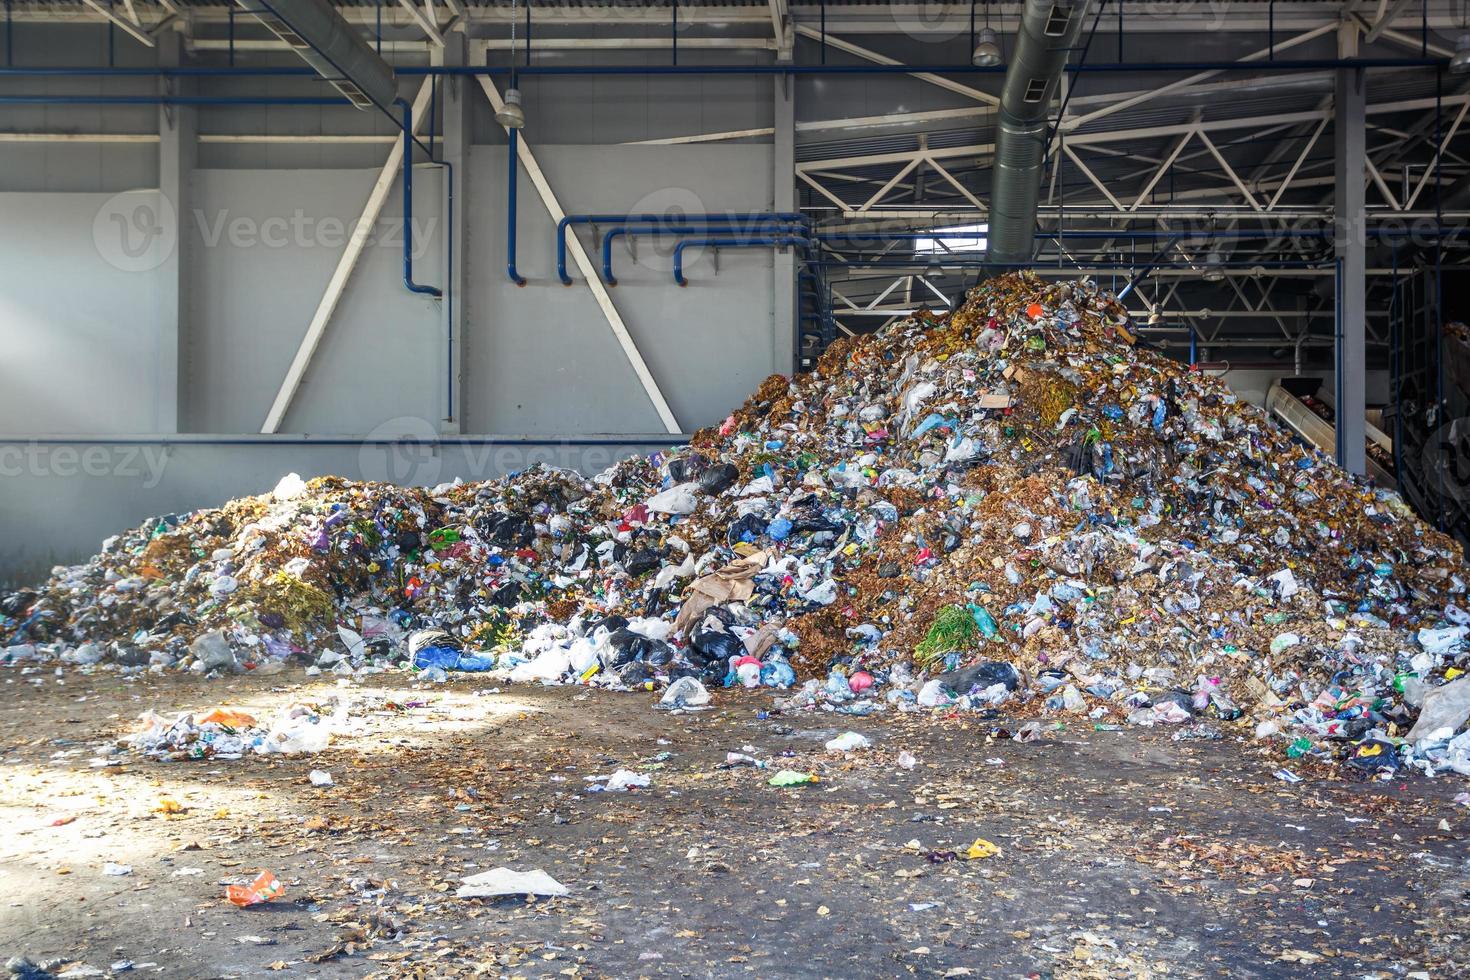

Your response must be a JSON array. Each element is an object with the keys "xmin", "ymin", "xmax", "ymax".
[
  {"xmin": 234, "ymin": 0, "xmax": 398, "ymax": 112},
  {"xmin": 986, "ymin": 0, "xmax": 1092, "ymax": 266}
]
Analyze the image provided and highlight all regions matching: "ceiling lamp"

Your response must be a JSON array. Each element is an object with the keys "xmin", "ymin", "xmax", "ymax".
[
  {"xmin": 970, "ymin": 2, "xmax": 1003, "ymax": 68},
  {"xmin": 1203, "ymin": 251, "xmax": 1226, "ymax": 282},
  {"xmin": 972, "ymin": 28, "xmax": 1003, "ymax": 68},
  {"xmin": 1453, "ymin": 34, "xmax": 1470, "ymax": 75},
  {"xmin": 496, "ymin": 88, "xmax": 526, "ymax": 129},
  {"xmin": 496, "ymin": 0, "xmax": 528, "ymax": 128}
]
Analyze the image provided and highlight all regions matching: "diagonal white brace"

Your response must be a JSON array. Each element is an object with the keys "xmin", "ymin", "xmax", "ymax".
[
  {"xmin": 261, "ymin": 79, "xmax": 435, "ymax": 434},
  {"xmin": 476, "ymin": 75, "xmax": 681, "ymax": 435},
  {"xmin": 81, "ymin": 0, "xmax": 155, "ymax": 46}
]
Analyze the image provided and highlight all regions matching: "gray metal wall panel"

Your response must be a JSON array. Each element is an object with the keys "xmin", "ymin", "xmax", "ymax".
[
  {"xmin": 0, "ymin": 192, "xmax": 168, "ymax": 434},
  {"xmin": 183, "ymin": 167, "xmax": 447, "ymax": 434}
]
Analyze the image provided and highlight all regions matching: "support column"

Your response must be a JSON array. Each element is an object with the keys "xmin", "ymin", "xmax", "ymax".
[
  {"xmin": 439, "ymin": 35, "xmax": 471, "ymax": 434},
  {"xmin": 1334, "ymin": 22, "xmax": 1366, "ymax": 476},
  {"xmin": 157, "ymin": 31, "xmax": 195, "ymax": 433},
  {"xmin": 773, "ymin": 72, "xmax": 797, "ymax": 375}
]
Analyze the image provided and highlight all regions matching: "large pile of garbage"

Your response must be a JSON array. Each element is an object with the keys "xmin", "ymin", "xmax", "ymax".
[{"xmin": 5, "ymin": 272, "xmax": 1470, "ymax": 774}]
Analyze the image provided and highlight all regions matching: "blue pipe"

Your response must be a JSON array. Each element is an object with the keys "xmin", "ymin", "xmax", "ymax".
[
  {"xmin": 0, "ymin": 95, "xmax": 344, "ymax": 105},
  {"xmin": 814, "ymin": 259, "xmax": 1326, "ymax": 270},
  {"xmin": 498, "ymin": 58, "xmax": 1444, "ymax": 75},
  {"xmin": 442, "ymin": 157, "xmax": 455, "ymax": 420},
  {"xmin": 557, "ymin": 212, "xmax": 806, "ymax": 284},
  {"xmin": 0, "ymin": 57, "xmax": 1446, "ymax": 79},
  {"xmin": 1334, "ymin": 256, "xmax": 1345, "ymax": 465},
  {"xmin": 603, "ymin": 221, "xmax": 806, "ymax": 285},
  {"xmin": 507, "ymin": 127, "xmax": 526, "ymax": 286},
  {"xmin": 398, "ymin": 99, "xmax": 441, "ymax": 298},
  {"xmin": 673, "ymin": 237, "xmax": 814, "ymax": 287},
  {"xmin": 3, "ymin": 435, "xmax": 690, "ymax": 447}
]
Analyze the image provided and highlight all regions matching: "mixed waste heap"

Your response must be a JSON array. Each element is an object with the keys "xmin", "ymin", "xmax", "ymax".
[{"xmin": 6, "ymin": 272, "xmax": 1470, "ymax": 775}]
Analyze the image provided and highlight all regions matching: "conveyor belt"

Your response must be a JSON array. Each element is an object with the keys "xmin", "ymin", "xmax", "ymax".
[{"xmin": 1266, "ymin": 383, "xmax": 1396, "ymax": 488}]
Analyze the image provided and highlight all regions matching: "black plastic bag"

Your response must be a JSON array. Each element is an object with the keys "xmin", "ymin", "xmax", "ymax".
[
  {"xmin": 691, "ymin": 627, "xmax": 746, "ymax": 664},
  {"xmin": 617, "ymin": 660, "xmax": 658, "ymax": 686},
  {"xmin": 478, "ymin": 512, "xmax": 536, "ymax": 549},
  {"xmin": 698, "ymin": 463, "xmax": 739, "ymax": 495},
  {"xmin": 726, "ymin": 513, "xmax": 767, "ymax": 546},
  {"xmin": 940, "ymin": 660, "xmax": 1019, "ymax": 695},
  {"xmin": 623, "ymin": 549, "xmax": 661, "ymax": 577},
  {"xmin": 668, "ymin": 453, "xmax": 711, "ymax": 484},
  {"xmin": 602, "ymin": 628, "xmax": 642, "ymax": 667}
]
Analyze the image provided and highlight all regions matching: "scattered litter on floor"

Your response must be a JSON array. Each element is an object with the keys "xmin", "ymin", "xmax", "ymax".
[
  {"xmin": 224, "ymin": 870, "xmax": 284, "ymax": 908},
  {"xmin": 120, "ymin": 698, "xmax": 348, "ymax": 761}
]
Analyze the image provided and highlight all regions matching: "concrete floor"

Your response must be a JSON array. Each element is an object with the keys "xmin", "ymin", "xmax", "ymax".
[{"xmin": 1, "ymin": 669, "xmax": 1466, "ymax": 979}]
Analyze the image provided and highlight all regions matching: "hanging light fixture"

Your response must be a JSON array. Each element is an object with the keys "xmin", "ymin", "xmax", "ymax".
[
  {"xmin": 1453, "ymin": 34, "xmax": 1470, "ymax": 75},
  {"xmin": 926, "ymin": 256, "xmax": 945, "ymax": 279},
  {"xmin": 1203, "ymin": 250, "xmax": 1226, "ymax": 282},
  {"xmin": 971, "ymin": 2, "xmax": 1003, "ymax": 67},
  {"xmin": 496, "ymin": 88, "xmax": 526, "ymax": 129},
  {"xmin": 496, "ymin": 0, "xmax": 527, "ymax": 128},
  {"xmin": 973, "ymin": 28, "xmax": 1002, "ymax": 67}
]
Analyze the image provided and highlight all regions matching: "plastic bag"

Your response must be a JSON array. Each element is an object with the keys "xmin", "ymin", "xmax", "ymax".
[
  {"xmin": 647, "ymin": 483, "xmax": 699, "ymax": 515},
  {"xmin": 825, "ymin": 731, "xmax": 871, "ymax": 752},
  {"xmin": 456, "ymin": 868, "xmax": 568, "ymax": 898},
  {"xmin": 658, "ymin": 676, "xmax": 710, "ymax": 708}
]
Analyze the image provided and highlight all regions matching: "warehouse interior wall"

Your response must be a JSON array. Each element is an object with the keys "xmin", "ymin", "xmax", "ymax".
[
  {"xmin": 0, "ymin": 192, "xmax": 170, "ymax": 435},
  {"xmin": 0, "ymin": 23, "xmax": 1382, "ymax": 586},
  {"xmin": 0, "ymin": 29, "xmax": 792, "ymax": 584}
]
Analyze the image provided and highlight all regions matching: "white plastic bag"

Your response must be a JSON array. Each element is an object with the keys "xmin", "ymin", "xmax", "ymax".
[
  {"xmin": 825, "ymin": 731, "xmax": 871, "ymax": 752},
  {"xmin": 456, "ymin": 868, "xmax": 568, "ymax": 898},
  {"xmin": 646, "ymin": 483, "xmax": 699, "ymax": 515},
  {"xmin": 658, "ymin": 677, "xmax": 710, "ymax": 708}
]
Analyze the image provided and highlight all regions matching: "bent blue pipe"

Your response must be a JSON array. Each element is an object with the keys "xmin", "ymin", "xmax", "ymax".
[
  {"xmin": 399, "ymin": 100, "xmax": 441, "ymax": 298},
  {"xmin": 673, "ymin": 237, "xmax": 814, "ymax": 287},
  {"xmin": 507, "ymin": 128, "xmax": 526, "ymax": 286},
  {"xmin": 558, "ymin": 212, "xmax": 806, "ymax": 284},
  {"xmin": 602, "ymin": 220, "xmax": 806, "ymax": 285}
]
